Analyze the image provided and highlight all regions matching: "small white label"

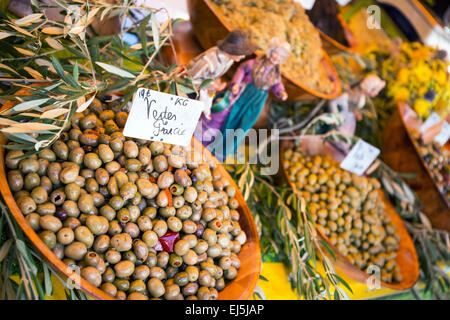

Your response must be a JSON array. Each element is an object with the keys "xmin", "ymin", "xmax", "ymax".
[
  {"xmin": 123, "ymin": 88, "xmax": 204, "ymax": 147},
  {"xmin": 340, "ymin": 139, "xmax": 380, "ymax": 176},
  {"xmin": 434, "ymin": 121, "xmax": 450, "ymax": 146},
  {"xmin": 420, "ymin": 112, "xmax": 441, "ymax": 133}
]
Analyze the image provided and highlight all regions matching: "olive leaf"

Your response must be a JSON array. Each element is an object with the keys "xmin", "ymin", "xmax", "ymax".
[{"xmin": 95, "ymin": 62, "xmax": 136, "ymax": 79}]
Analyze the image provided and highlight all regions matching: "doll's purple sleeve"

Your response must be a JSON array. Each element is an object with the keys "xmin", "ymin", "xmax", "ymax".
[
  {"xmin": 271, "ymin": 78, "xmax": 286, "ymax": 99},
  {"xmin": 230, "ymin": 59, "xmax": 255, "ymax": 89}
]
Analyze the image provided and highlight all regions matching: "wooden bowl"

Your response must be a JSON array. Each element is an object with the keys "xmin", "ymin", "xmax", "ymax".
[
  {"xmin": 279, "ymin": 138, "xmax": 419, "ymax": 290},
  {"xmin": 316, "ymin": 14, "xmax": 358, "ymax": 55},
  {"xmin": 0, "ymin": 95, "xmax": 261, "ymax": 300},
  {"xmin": 187, "ymin": 0, "xmax": 342, "ymax": 101},
  {"xmin": 382, "ymin": 102, "xmax": 450, "ymax": 232}
]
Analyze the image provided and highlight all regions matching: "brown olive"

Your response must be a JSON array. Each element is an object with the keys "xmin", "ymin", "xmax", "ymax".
[
  {"xmin": 26, "ymin": 213, "xmax": 40, "ymax": 231},
  {"xmin": 147, "ymin": 277, "xmax": 165, "ymax": 298},
  {"xmin": 7, "ymin": 170, "xmax": 23, "ymax": 192},
  {"xmin": 86, "ymin": 215, "xmax": 109, "ymax": 235},
  {"xmin": 17, "ymin": 196, "xmax": 36, "ymax": 215},
  {"xmin": 114, "ymin": 260, "xmax": 135, "ymax": 278},
  {"xmin": 5, "ymin": 150, "xmax": 24, "ymax": 169},
  {"xmin": 133, "ymin": 265, "xmax": 150, "ymax": 281},
  {"xmin": 64, "ymin": 241, "xmax": 87, "ymax": 260},
  {"xmin": 52, "ymin": 141, "xmax": 69, "ymax": 160},
  {"xmin": 24, "ymin": 173, "xmax": 40, "ymax": 191},
  {"xmin": 111, "ymin": 233, "xmax": 133, "ymax": 252}
]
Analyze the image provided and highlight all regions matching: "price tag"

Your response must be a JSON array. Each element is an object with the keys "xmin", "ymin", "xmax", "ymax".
[
  {"xmin": 123, "ymin": 88, "xmax": 204, "ymax": 147},
  {"xmin": 434, "ymin": 121, "xmax": 450, "ymax": 146},
  {"xmin": 420, "ymin": 112, "xmax": 441, "ymax": 133},
  {"xmin": 340, "ymin": 139, "xmax": 380, "ymax": 176}
]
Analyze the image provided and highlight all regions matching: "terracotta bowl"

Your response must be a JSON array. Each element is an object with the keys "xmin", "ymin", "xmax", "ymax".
[
  {"xmin": 382, "ymin": 102, "xmax": 450, "ymax": 232},
  {"xmin": 279, "ymin": 138, "xmax": 419, "ymax": 290},
  {"xmin": 186, "ymin": 0, "xmax": 342, "ymax": 101},
  {"xmin": 0, "ymin": 92, "xmax": 261, "ymax": 300}
]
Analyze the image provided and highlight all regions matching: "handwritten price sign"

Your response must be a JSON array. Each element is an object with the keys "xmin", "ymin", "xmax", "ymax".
[
  {"xmin": 340, "ymin": 139, "xmax": 380, "ymax": 176},
  {"xmin": 434, "ymin": 121, "xmax": 450, "ymax": 146},
  {"xmin": 123, "ymin": 88, "xmax": 204, "ymax": 146}
]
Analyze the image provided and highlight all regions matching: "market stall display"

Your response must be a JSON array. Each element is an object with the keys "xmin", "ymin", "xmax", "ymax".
[
  {"xmin": 383, "ymin": 103, "xmax": 450, "ymax": 232},
  {"xmin": 280, "ymin": 139, "xmax": 419, "ymax": 289},
  {"xmin": 0, "ymin": 95, "xmax": 261, "ymax": 300},
  {"xmin": 0, "ymin": 0, "xmax": 448, "ymax": 302},
  {"xmin": 187, "ymin": 0, "xmax": 342, "ymax": 100}
]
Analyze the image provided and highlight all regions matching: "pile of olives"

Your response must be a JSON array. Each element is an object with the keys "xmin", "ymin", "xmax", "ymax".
[
  {"xmin": 415, "ymin": 137, "xmax": 449, "ymax": 203},
  {"xmin": 283, "ymin": 149, "xmax": 402, "ymax": 284},
  {"xmin": 5, "ymin": 99, "xmax": 247, "ymax": 300}
]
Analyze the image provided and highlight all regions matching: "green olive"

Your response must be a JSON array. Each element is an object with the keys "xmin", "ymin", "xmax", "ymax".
[
  {"xmin": 114, "ymin": 260, "xmax": 135, "ymax": 278},
  {"xmin": 64, "ymin": 241, "xmax": 87, "ymax": 260},
  {"xmin": 30, "ymin": 186, "xmax": 48, "ymax": 205},
  {"xmin": 133, "ymin": 265, "xmax": 150, "ymax": 281},
  {"xmin": 65, "ymin": 183, "xmax": 81, "ymax": 201},
  {"xmin": 17, "ymin": 196, "xmax": 36, "ymax": 215},
  {"xmin": 40, "ymin": 215, "xmax": 62, "ymax": 232},
  {"xmin": 24, "ymin": 173, "xmax": 40, "ymax": 191},
  {"xmin": 77, "ymin": 193, "xmax": 94, "ymax": 214},
  {"xmin": 7, "ymin": 170, "xmax": 23, "ymax": 193},
  {"xmin": 86, "ymin": 215, "xmax": 109, "ymax": 235},
  {"xmin": 84, "ymin": 153, "xmax": 102, "ymax": 170},
  {"xmin": 39, "ymin": 230, "xmax": 57, "ymax": 249},
  {"xmin": 26, "ymin": 213, "xmax": 40, "ymax": 231},
  {"xmin": 52, "ymin": 141, "xmax": 69, "ymax": 160},
  {"xmin": 111, "ymin": 233, "xmax": 133, "ymax": 252},
  {"xmin": 147, "ymin": 278, "xmax": 165, "ymax": 298},
  {"xmin": 123, "ymin": 140, "xmax": 139, "ymax": 158}
]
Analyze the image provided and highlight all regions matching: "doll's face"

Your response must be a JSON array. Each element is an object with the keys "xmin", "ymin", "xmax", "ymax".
[{"xmin": 269, "ymin": 48, "xmax": 286, "ymax": 65}]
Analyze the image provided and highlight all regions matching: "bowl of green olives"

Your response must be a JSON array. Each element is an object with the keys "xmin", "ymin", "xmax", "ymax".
[
  {"xmin": 0, "ymin": 94, "xmax": 261, "ymax": 300},
  {"xmin": 280, "ymin": 139, "xmax": 419, "ymax": 290}
]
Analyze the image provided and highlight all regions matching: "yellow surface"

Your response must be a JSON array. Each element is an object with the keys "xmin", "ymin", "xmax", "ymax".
[{"xmin": 255, "ymin": 262, "xmax": 401, "ymax": 300}]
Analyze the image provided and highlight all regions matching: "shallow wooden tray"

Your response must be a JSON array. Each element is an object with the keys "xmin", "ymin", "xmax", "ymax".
[
  {"xmin": 0, "ymin": 96, "xmax": 261, "ymax": 300},
  {"xmin": 279, "ymin": 138, "xmax": 419, "ymax": 290},
  {"xmin": 382, "ymin": 102, "xmax": 450, "ymax": 232},
  {"xmin": 187, "ymin": 0, "xmax": 342, "ymax": 101}
]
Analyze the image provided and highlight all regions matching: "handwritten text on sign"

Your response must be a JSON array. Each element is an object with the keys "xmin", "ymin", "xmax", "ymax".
[
  {"xmin": 340, "ymin": 139, "xmax": 380, "ymax": 176},
  {"xmin": 123, "ymin": 88, "xmax": 204, "ymax": 146}
]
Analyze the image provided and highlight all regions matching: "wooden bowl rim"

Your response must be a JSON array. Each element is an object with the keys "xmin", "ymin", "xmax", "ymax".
[
  {"xmin": 396, "ymin": 101, "xmax": 450, "ymax": 208},
  {"xmin": 196, "ymin": 0, "xmax": 342, "ymax": 100},
  {"xmin": 279, "ymin": 138, "xmax": 419, "ymax": 290},
  {"xmin": 0, "ymin": 91, "xmax": 261, "ymax": 300}
]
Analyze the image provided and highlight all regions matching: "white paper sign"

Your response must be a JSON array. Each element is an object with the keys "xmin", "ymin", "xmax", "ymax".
[
  {"xmin": 434, "ymin": 121, "xmax": 450, "ymax": 146},
  {"xmin": 123, "ymin": 88, "xmax": 204, "ymax": 147},
  {"xmin": 420, "ymin": 112, "xmax": 441, "ymax": 133},
  {"xmin": 340, "ymin": 139, "xmax": 380, "ymax": 176}
]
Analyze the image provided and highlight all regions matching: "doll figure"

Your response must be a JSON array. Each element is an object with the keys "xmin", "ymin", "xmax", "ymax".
[
  {"xmin": 211, "ymin": 38, "xmax": 290, "ymax": 160},
  {"xmin": 186, "ymin": 29, "xmax": 257, "ymax": 119},
  {"xmin": 328, "ymin": 74, "xmax": 386, "ymax": 136}
]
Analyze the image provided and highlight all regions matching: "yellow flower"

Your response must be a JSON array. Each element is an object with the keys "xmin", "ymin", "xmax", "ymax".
[
  {"xmin": 414, "ymin": 99, "xmax": 430, "ymax": 118},
  {"xmin": 393, "ymin": 87, "xmax": 410, "ymax": 102},
  {"xmin": 418, "ymin": 86, "xmax": 428, "ymax": 96},
  {"xmin": 413, "ymin": 64, "xmax": 432, "ymax": 83},
  {"xmin": 436, "ymin": 70, "xmax": 447, "ymax": 86},
  {"xmin": 397, "ymin": 68, "xmax": 410, "ymax": 83}
]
